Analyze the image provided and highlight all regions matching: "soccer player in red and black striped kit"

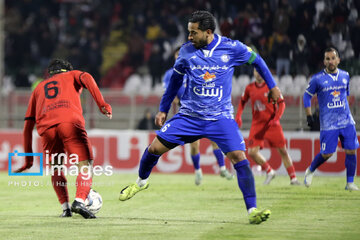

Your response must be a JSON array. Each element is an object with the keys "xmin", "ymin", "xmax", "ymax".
[
  {"xmin": 16, "ymin": 59, "xmax": 112, "ymax": 218},
  {"xmin": 235, "ymin": 69, "xmax": 300, "ymax": 185}
]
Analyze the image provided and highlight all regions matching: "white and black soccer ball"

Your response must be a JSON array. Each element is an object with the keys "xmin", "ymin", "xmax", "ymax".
[{"xmin": 85, "ymin": 189, "xmax": 103, "ymax": 214}]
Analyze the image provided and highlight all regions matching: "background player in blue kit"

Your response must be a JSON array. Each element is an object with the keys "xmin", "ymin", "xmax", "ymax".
[
  {"xmin": 163, "ymin": 47, "xmax": 234, "ymax": 185},
  {"xmin": 119, "ymin": 10, "xmax": 281, "ymax": 224},
  {"xmin": 303, "ymin": 47, "xmax": 359, "ymax": 191}
]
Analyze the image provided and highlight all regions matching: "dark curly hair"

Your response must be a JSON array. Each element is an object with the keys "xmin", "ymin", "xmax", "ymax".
[
  {"xmin": 188, "ymin": 10, "xmax": 215, "ymax": 33},
  {"xmin": 324, "ymin": 47, "xmax": 340, "ymax": 58},
  {"xmin": 47, "ymin": 58, "xmax": 73, "ymax": 75}
]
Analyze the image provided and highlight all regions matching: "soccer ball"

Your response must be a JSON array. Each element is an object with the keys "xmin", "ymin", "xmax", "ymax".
[{"xmin": 85, "ymin": 189, "xmax": 103, "ymax": 214}]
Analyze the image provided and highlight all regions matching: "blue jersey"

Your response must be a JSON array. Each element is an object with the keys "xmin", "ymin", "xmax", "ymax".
[
  {"xmin": 305, "ymin": 69, "xmax": 355, "ymax": 130},
  {"xmin": 173, "ymin": 34, "xmax": 258, "ymax": 120},
  {"xmin": 162, "ymin": 68, "xmax": 186, "ymax": 99}
]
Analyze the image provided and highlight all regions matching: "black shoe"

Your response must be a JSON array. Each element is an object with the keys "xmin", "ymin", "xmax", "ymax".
[
  {"xmin": 71, "ymin": 200, "xmax": 96, "ymax": 219},
  {"xmin": 60, "ymin": 209, "xmax": 72, "ymax": 217}
]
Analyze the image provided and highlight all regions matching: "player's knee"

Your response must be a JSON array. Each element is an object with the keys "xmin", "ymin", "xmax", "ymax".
[
  {"xmin": 277, "ymin": 147, "xmax": 288, "ymax": 156},
  {"xmin": 227, "ymin": 150, "xmax": 247, "ymax": 164},
  {"xmin": 190, "ymin": 146, "xmax": 199, "ymax": 155},
  {"xmin": 248, "ymin": 148, "xmax": 258, "ymax": 158},
  {"xmin": 321, "ymin": 153, "xmax": 333, "ymax": 160},
  {"xmin": 148, "ymin": 143, "xmax": 169, "ymax": 155},
  {"xmin": 78, "ymin": 159, "xmax": 90, "ymax": 167},
  {"xmin": 210, "ymin": 141, "xmax": 219, "ymax": 149},
  {"xmin": 148, "ymin": 145, "xmax": 160, "ymax": 155}
]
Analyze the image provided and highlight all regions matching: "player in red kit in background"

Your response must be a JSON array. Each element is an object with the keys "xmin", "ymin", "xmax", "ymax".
[
  {"xmin": 15, "ymin": 59, "xmax": 112, "ymax": 218},
  {"xmin": 235, "ymin": 69, "xmax": 300, "ymax": 185}
]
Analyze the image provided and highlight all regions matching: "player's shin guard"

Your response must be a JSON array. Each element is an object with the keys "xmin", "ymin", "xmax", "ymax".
[
  {"xmin": 213, "ymin": 149, "xmax": 225, "ymax": 167},
  {"xmin": 309, "ymin": 153, "xmax": 326, "ymax": 172},
  {"xmin": 75, "ymin": 173, "xmax": 92, "ymax": 201},
  {"xmin": 191, "ymin": 153, "xmax": 200, "ymax": 170},
  {"xmin": 51, "ymin": 169, "xmax": 69, "ymax": 205},
  {"xmin": 234, "ymin": 159, "xmax": 257, "ymax": 210},
  {"xmin": 138, "ymin": 147, "xmax": 160, "ymax": 179},
  {"xmin": 345, "ymin": 154, "xmax": 357, "ymax": 183}
]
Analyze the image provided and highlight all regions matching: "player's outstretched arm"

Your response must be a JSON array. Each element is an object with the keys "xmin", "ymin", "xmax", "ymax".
[
  {"xmin": 251, "ymin": 54, "xmax": 281, "ymax": 102},
  {"xmin": 15, "ymin": 119, "xmax": 35, "ymax": 173},
  {"xmin": 77, "ymin": 72, "xmax": 112, "ymax": 119},
  {"xmin": 235, "ymin": 85, "xmax": 250, "ymax": 128}
]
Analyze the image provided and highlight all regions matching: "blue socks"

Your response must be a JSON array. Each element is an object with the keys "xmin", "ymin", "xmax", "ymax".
[
  {"xmin": 345, "ymin": 154, "xmax": 356, "ymax": 183},
  {"xmin": 138, "ymin": 147, "xmax": 160, "ymax": 179},
  {"xmin": 234, "ymin": 159, "xmax": 256, "ymax": 210},
  {"xmin": 191, "ymin": 153, "xmax": 200, "ymax": 170},
  {"xmin": 213, "ymin": 149, "xmax": 225, "ymax": 167},
  {"xmin": 309, "ymin": 153, "xmax": 327, "ymax": 172}
]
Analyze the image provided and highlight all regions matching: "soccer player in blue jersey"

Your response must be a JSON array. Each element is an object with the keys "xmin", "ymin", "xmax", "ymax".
[
  {"xmin": 303, "ymin": 47, "xmax": 359, "ymax": 191},
  {"xmin": 119, "ymin": 11, "xmax": 281, "ymax": 224},
  {"xmin": 163, "ymin": 47, "xmax": 234, "ymax": 185}
]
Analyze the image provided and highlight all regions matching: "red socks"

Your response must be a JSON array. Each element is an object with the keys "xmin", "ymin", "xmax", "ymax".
[
  {"xmin": 75, "ymin": 173, "xmax": 92, "ymax": 201},
  {"xmin": 286, "ymin": 165, "xmax": 296, "ymax": 180},
  {"xmin": 51, "ymin": 170, "xmax": 69, "ymax": 204},
  {"xmin": 261, "ymin": 162, "xmax": 272, "ymax": 174}
]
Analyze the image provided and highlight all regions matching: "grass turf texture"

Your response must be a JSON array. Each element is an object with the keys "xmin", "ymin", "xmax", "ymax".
[{"xmin": 1, "ymin": 173, "xmax": 360, "ymax": 240}]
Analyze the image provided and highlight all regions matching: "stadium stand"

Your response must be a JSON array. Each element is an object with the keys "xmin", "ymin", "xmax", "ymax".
[{"xmin": 1, "ymin": 0, "xmax": 359, "ymax": 130}]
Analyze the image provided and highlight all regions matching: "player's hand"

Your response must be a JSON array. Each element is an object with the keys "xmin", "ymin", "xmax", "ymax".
[
  {"xmin": 14, "ymin": 156, "xmax": 34, "ymax": 173},
  {"xmin": 101, "ymin": 103, "xmax": 112, "ymax": 119},
  {"xmin": 268, "ymin": 86, "xmax": 281, "ymax": 104},
  {"xmin": 235, "ymin": 117, "xmax": 242, "ymax": 128},
  {"xmin": 307, "ymin": 115, "xmax": 314, "ymax": 128},
  {"xmin": 155, "ymin": 111, "xmax": 167, "ymax": 127}
]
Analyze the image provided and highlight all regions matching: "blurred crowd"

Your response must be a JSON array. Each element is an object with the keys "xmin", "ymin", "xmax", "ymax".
[{"xmin": 4, "ymin": 0, "xmax": 360, "ymax": 88}]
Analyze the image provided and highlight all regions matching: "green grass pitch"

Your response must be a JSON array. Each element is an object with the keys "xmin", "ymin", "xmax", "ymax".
[{"xmin": 1, "ymin": 172, "xmax": 359, "ymax": 240}]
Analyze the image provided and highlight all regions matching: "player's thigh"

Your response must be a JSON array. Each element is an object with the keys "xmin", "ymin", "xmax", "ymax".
[
  {"xmin": 264, "ymin": 124, "xmax": 286, "ymax": 148},
  {"xmin": 248, "ymin": 125, "xmax": 265, "ymax": 149},
  {"xmin": 205, "ymin": 118, "xmax": 246, "ymax": 154},
  {"xmin": 41, "ymin": 125, "xmax": 65, "ymax": 165},
  {"xmin": 156, "ymin": 114, "xmax": 203, "ymax": 146},
  {"xmin": 339, "ymin": 125, "xmax": 359, "ymax": 151},
  {"xmin": 319, "ymin": 129, "xmax": 339, "ymax": 154},
  {"xmin": 56, "ymin": 123, "xmax": 93, "ymax": 162}
]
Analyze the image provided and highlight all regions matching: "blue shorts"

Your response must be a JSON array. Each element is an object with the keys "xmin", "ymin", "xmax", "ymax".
[
  {"xmin": 320, "ymin": 125, "xmax": 359, "ymax": 154},
  {"xmin": 156, "ymin": 113, "xmax": 246, "ymax": 154}
]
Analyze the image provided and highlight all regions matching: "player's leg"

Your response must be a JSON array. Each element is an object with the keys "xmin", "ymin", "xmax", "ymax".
[
  {"xmin": 304, "ymin": 129, "xmax": 337, "ymax": 187},
  {"xmin": 210, "ymin": 141, "xmax": 233, "ymax": 180},
  {"xmin": 41, "ymin": 126, "xmax": 71, "ymax": 217},
  {"xmin": 266, "ymin": 124, "xmax": 300, "ymax": 185},
  {"xmin": 190, "ymin": 140, "xmax": 202, "ymax": 185},
  {"xmin": 206, "ymin": 119, "xmax": 270, "ymax": 224},
  {"xmin": 248, "ymin": 146, "xmax": 275, "ymax": 185},
  {"xmin": 119, "ymin": 114, "xmax": 202, "ymax": 201},
  {"xmin": 276, "ymin": 147, "xmax": 300, "ymax": 185},
  {"xmin": 119, "ymin": 137, "xmax": 171, "ymax": 201},
  {"xmin": 248, "ymin": 127, "xmax": 275, "ymax": 185},
  {"xmin": 57, "ymin": 123, "xmax": 96, "ymax": 219},
  {"xmin": 340, "ymin": 125, "xmax": 359, "ymax": 191}
]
